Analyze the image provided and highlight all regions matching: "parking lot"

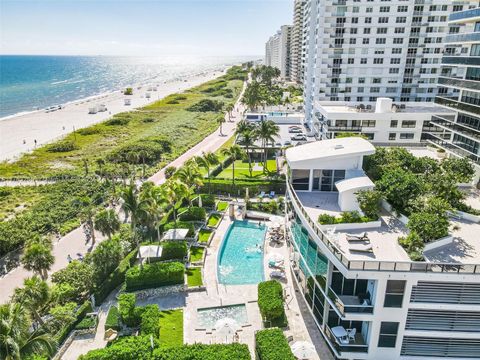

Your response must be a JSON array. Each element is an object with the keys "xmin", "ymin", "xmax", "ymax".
[{"xmin": 272, "ymin": 123, "xmax": 316, "ymax": 147}]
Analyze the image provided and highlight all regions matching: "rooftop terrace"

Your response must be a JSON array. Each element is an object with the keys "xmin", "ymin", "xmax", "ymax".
[{"xmin": 316, "ymin": 101, "xmax": 454, "ymax": 116}]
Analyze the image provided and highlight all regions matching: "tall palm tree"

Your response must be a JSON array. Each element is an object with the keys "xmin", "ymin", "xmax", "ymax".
[
  {"xmin": 221, "ymin": 145, "xmax": 245, "ymax": 187},
  {"xmin": 138, "ymin": 149, "xmax": 149, "ymax": 179},
  {"xmin": 175, "ymin": 161, "xmax": 204, "ymax": 191},
  {"xmin": 13, "ymin": 276, "xmax": 49, "ymax": 327},
  {"xmin": 162, "ymin": 180, "xmax": 188, "ymax": 227},
  {"xmin": 140, "ymin": 186, "xmax": 166, "ymax": 242},
  {"xmin": 94, "ymin": 209, "xmax": 120, "ymax": 240},
  {"xmin": 217, "ymin": 116, "xmax": 226, "ymax": 136},
  {"xmin": 255, "ymin": 120, "xmax": 279, "ymax": 173},
  {"xmin": 237, "ymin": 130, "xmax": 257, "ymax": 178},
  {"xmin": 76, "ymin": 196, "xmax": 96, "ymax": 246},
  {"xmin": 0, "ymin": 302, "xmax": 56, "ymax": 360},
  {"xmin": 242, "ymin": 81, "xmax": 262, "ymax": 111},
  {"xmin": 225, "ymin": 104, "xmax": 234, "ymax": 122},
  {"xmin": 120, "ymin": 184, "xmax": 147, "ymax": 264},
  {"xmin": 21, "ymin": 240, "xmax": 54, "ymax": 281},
  {"xmin": 195, "ymin": 152, "xmax": 219, "ymax": 193},
  {"xmin": 235, "ymin": 119, "xmax": 253, "ymax": 136}
]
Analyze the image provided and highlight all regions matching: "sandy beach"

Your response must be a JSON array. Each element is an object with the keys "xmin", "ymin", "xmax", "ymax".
[{"xmin": 0, "ymin": 69, "xmax": 225, "ymax": 162}]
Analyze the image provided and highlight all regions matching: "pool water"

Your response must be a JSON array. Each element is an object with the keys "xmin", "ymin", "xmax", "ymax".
[
  {"xmin": 197, "ymin": 304, "xmax": 247, "ymax": 328},
  {"xmin": 217, "ymin": 220, "xmax": 266, "ymax": 285}
]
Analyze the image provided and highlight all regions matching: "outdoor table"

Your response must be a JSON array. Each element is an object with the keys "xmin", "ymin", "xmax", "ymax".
[{"xmin": 331, "ymin": 326, "xmax": 349, "ymax": 344}]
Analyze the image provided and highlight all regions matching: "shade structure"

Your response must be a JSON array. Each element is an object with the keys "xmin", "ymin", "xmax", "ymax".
[
  {"xmin": 290, "ymin": 341, "xmax": 316, "ymax": 359},
  {"xmin": 215, "ymin": 318, "xmax": 239, "ymax": 342},
  {"xmin": 162, "ymin": 228, "xmax": 189, "ymax": 240},
  {"xmin": 138, "ymin": 245, "xmax": 163, "ymax": 259},
  {"xmin": 269, "ymin": 252, "xmax": 284, "ymax": 263}
]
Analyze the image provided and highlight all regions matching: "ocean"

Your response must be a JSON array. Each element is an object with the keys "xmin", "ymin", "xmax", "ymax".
[{"xmin": 0, "ymin": 55, "xmax": 254, "ymax": 118}]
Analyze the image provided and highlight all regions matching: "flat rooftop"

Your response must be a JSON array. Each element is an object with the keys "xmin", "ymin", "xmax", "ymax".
[
  {"xmin": 316, "ymin": 102, "xmax": 454, "ymax": 115},
  {"xmin": 407, "ymin": 146, "xmax": 445, "ymax": 161}
]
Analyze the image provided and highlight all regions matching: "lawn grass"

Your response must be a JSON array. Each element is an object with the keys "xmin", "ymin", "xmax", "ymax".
[
  {"xmin": 207, "ymin": 213, "xmax": 222, "ymax": 227},
  {"xmin": 189, "ymin": 246, "xmax": 205, "ymax": 263},
  {"xmin": 216, "ymin": 159, "xmax": 277, "ymax": 179},
  {"xmin": 186, "ymin": 267, "xmax": 203, "ymax": 287},
  {"xmin": 0, "ymin": 77, "xmax": 243, "ymax": 179},
  {"xmin": 198, "ymin": 228, "xmax": 213, "ymax": 244},
  {"xmin": 158, "ymin": 309, "xmax": 183, "ymax": 346},
  {"xmin": 216, "ymin": 201, "xmax": 228, "ymax": 212}
]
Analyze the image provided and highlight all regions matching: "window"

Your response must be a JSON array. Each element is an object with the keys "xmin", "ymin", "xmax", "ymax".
[
  {"xmin": 393, "ymin": 38, "xmax": 403, "ymax": 44},
  {"xmin": 389, "ymin": 133, "xmax": 396, "ymax": 140},
  {"xmin": 362, "ymin": 120, "xmax": 376, "ymax": 127},
  {"xmin": 358, "ymin": 78, "xmax": 365, "ymax": 84},
  {"xmin": 392, "ymin": 48, "xmax": 402, "ymax": 54},
  {"xmin": 364, "ymin": 28, "xmax": 371, "ymax": 34},
  {"xmin": 365, "ymin": 17, "xmax": 372, "ymax": 24},
  {"xmin": 372, "ymin": 78, "xmax": 381, "ymax": 84},
  {"xmin": 397, "ymin": 5, "xmax": 408, "ymax": 12},
  {"xmin": 390, "ymin": 120, "xmax": 398, "ymax": 128},
  {"xmin": 348, "ymin": 58, "xmax": 354, "ymax": 64},
  {"xmin": 384, "ymin": 280, "xmax": 405, "ymax": 307},
  {"xmin": 389, "ymin": 68, "xmax": 399, "ymax": 74},
  {"xmin": 363, "ymin": 38, "xmax": 370, "ymax": 44},
  {"xmin": 396, "ymin": 17, "xmax": 407, "ymax": 23},
  {"xmin": 377, "ymin": 28, "xmax": 387, "ymax": 34},
  {"xmin": 376, "ymin": 38, "xmax": 386, "ymax": 44},
  {"xmin": 292, "ymin": 169, "xmax": 310, "ymax": 191},
  {"xmin": 402, "ymin": 120, "xmax": 416, "ymax": 128},
  {"xmin": 373, "ymin": 58, "xmax": 383, "ymax": 64},
  {"xmin": 378, "ymin": 322, "xmax": 399, "ymax": 348},
  {"xmin": 391, "ymin": 58, "xmax": 400, "ymax": 64},
  {"xmin": 380, "ymin": 6, "xmax": 390, "ymax": 12},
  {"xmin": 350, "ymin": 38, "xmax": 357, "ymax": 44},
  {"xmin": 395, "ymin": 27, "xmax": 405, "ymax": 34},
  {"xmin": 363, "ymin": 133, "xmax": 374, "ymax": 140},
  {"xmin": 400, "ymin": 133, "xmax": 414, "ymax": 139},
  {"xmin": 361, "ymin": 58, "xmax": 367, "ymax": 64},
  {"xmin": 378, "ymin": 17, "xmax": 389, "ymax": 24}
]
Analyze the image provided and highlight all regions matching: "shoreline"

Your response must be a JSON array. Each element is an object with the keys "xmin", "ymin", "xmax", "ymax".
[{"xmin": 0, "ymin": 67, "xmax": 228, "ymax": 162}]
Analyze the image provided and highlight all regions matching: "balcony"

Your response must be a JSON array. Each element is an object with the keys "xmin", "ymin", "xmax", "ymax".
[
  {"xmin": 442, "ymin": 56, "xmax": 480, "ymax": 66},
  {"xmin": 325, "ymin": 325, "xmax": 368, "ymax": 354},
  {"xmin": 435, "ymin": 96, "xmax": 480, "ymax": 116},
  {"xmin": 430, "ymin": 116, "xmax": 480, "ymax": 141},
  {"xmin": 331, "ymin": 292, "xmax": 374, "ymax": 315},
  {"xmin": 444, "ymin": 32, "xmax": 480, "ymax": 44},
  {"xmin": 449, "ymin": 7, "xmax": 480, "ymax": 24},
  {"xmin": 327, "ymin": 126, "xmax": 362, "ymax": 132},
  {"xmin": 424, "ymin": 132, "xmax": 480, "ymax": 165},
  {"xmin": 438, "ymin": 76, "xmax": 480, "ymax": 91}
]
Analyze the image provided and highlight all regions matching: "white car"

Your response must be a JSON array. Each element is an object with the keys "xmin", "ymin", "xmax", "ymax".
[{"xmin": 291, "ymin": 134, "xmax": 307, "ymax": 141}]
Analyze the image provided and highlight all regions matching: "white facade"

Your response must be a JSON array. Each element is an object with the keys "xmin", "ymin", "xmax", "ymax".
[
  {"xmin": 302, "ymin": 0, "xmax": 478, "ymax": 124},
  {"xmin": 312, "ymin": 98, "xmax": 456, "ymax": 145},
  {"xmin": 265, "ymin": 25, "xmax": 293, "ymax": 79},
  {"xmin": 290, "ymin": 0, "xmax": 306, "ymax": 83}
]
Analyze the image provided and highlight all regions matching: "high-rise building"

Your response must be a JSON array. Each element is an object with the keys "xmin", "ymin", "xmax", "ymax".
[
  {"xmin": 290, "ymin": 0, "xmax": 306, "ymax": 83},
  {"xmin": 265, "ymin": 25, "xmax": 293, "ymax": 79},
  {"xmin": 424, "ymin": 4, "xmax": 480, "ymax": 167},
  {"xmin": 302, "ymin": 0, "xmax": 477, "ymax": 126}
]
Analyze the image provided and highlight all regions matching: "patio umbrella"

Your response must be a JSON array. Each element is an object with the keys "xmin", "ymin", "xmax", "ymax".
[
  {"xmin": 290, "ymin": 341, "xmax": 316, "ymax": 359},
  {"xmin": 269, "ymin": 252, "xmax": 284, "ymax": 263},
  {"xmin": 215, "ymin": 318, "xmax": 239, "ymax": 342}
]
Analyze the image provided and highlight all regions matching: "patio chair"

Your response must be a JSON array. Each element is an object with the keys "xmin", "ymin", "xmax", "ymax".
[
  {"xmin": 270, "ymin": 270, "xmax": 286, "ymax": 280},
  {"xmin": 347, "ymin": 328, "xmax": 356, "ymax": 341},
  {"xmin": 269, "ymin": 191, "xmax": 275, "ymax": 199},
  {"xmin": 348, "ymin": 244, "xmax": 373, "ymax": 253},
  {"xmin": 346, "ymin": 232, "xmax": 369, "ymax": 242},
  {"xmin": 259, "ymin": 191, "xmax": 266, "ymax": 198}
]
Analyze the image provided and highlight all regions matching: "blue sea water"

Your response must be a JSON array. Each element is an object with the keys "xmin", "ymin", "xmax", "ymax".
[
  {"xmin": 0, "ymin": 55, "xmax": 254, "ymax": 118},
  {"xmin": 217, "ymin": 220, "xmax": 266, "ymax": 285}
]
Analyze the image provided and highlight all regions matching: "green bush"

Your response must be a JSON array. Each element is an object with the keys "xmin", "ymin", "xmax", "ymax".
[
  {"xmin": 47, "ymin": 140, "xmax": 78, "ymax": 153},
  {"xmin": 77, "ymin": 127, "xmax": 101, "ymax": 135},
  {"xmin": 247, "ymin": 200, "xmax": 281, "ymax": 214},
  {"xmin": 56, "ymin": 300, "xmax": 93, "ymax": 344},
  {"xmin": 163, "ymin": 221, "xmax": 195, "ymax": 237},
  {"xmin": 105, "ymin": 305, "xmax": 121, "ymax": 331},
  {"xmin": 255, "ymin": 328, "xmax": 295, "ymax": 360},
  {"xmin": 187, "ymin": 99, "xmax": 224, "ymax": 112},
  {"xmin": 108, "ymin": 141, "xmax": 164, "ymax": 164},
  {"xmin": 118, "ymin": 293, "xmax": 139, "ymax": 327},
  {"xmin": 79, "ymin": 335, "xmax": 156, "ymax": 360},
  {"xmin": 258, "ymin": 280, "xmax": 286, "ymax": 327},
  {"xmin": 398, "ymin": 231, "xmax": 425, "ymax": 261},
  {"xmin": 318, "ymin": 214, "xmax": 336, "ymax": 225},
  {"xmin": 318, "ymin": 211, "xmax": 372, "ymax": 225},
  {"xmin": 141, "ymin": 304, "xmax": 161, "ymax": 336},
  {"xmin": 178, "ymin": 206, "xmax": 206, "ymax": 221},
  {"xmin": 124, "ymin": 87, "xmax": 133, "ymax": 95},
  {"xmin": 160, "ymin": 241, "xmax": 187, "ymax": 261},
  {"xmin": 204, "ymin": 178, "xmax": 285, "ymax": 197},
  {"xmin": 198, "ymin": 194, "xmax": 215, "ymax": 207},
  {"xmin": 105, "ymin": 117, "xmax": 130, "ymax": 126},
  {"xmin": 75, "ymin": 316, "xmax": 96, "ymax": 330},
  {"xmin": 407, "ymin": 211, "xmax": 449, "ymax": 243},
  {"xmin": 125, "ymin": 261, "xmax": 185, "ymax": 292}
]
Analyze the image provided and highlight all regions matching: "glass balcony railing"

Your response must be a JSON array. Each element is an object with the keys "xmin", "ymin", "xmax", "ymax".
[
  {"xmin": 430, "ymin": 116, "xmax": 480, "ymax": 140},
  {"xmin": 331, "ymin": 291, "xmax": 374, "ymax": 315},
  {"xmin": 449, "ymin": 8, "xmax": 480, "ymax": 23},
  {"xmin": 438, "ymin": 77, "xmax": 480, "ymax": 91},
  {"xmin": 424, "ymin": 133, "xmax": 480, "ymax": 165},
  {"xmin": 442, "ymin": 56, "xmax": 480, "ymax": 66},
  {"xmin": 327, "ymin": 126, "xmax": 362, "ymax": 132},
  {"xmin": 324, "ymin": 325, "xmax": 369, "ymax": 353},
  {"xmin": 435, "ymin": 96, "xmax": 480, "ymax": 116},
  {"xmin": 444, "ymin": 32, "xmax": 480, "ymax": 44}
]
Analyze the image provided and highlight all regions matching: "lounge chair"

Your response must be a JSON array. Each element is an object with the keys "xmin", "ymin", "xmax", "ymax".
[
  {"xmin": 346, "ymin": 232, "xmax": 369, "ymax": 241},
  {"xmin": 269, "ymin": 260, "xmax": 284, "ymax": 268},
  {"xmin": 347, "ymin": 328, "xmax": 356, "ymax": 341},
  {"xmin": 270, "ymin": 270, "xmax": 286, "ymax": 280},
  {"xmin": 269, "ymin": 191, "xmax": 275, "ymax": 199},
  {"xmin": 259, "ymin": 191, "xmax": 266, "ymax": 198},
  {"xmin": 348, "ymin": 244, "xmax": 373, "ymax": 253}
]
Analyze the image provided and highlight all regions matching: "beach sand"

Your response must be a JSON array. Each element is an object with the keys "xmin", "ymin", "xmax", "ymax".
[{"xmin": 0, "ymin": 69, "xmax": 224, "ymax": 162}]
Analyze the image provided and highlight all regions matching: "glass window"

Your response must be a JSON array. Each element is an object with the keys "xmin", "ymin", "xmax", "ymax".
[
  {"xmin": 292, "ymin": 169, "xmax": 310, "ymax": 190},
  {"xmin": 401, "ymin": 120, "xmax": 416, "ymax": 128},
  {"xmin": 384, "ymin": 280, "xmax": 406, "ymax": 307},
  {"xmin": 378, "ymin": 322, "xmax": 399, "ymax": 348},
  {"xmin": 390, "ymin": 120, "xmax": 398, "ymax": 128},
  {"xmin": 400, "ymin": 133, "xmax": 414, "ymax": 140},
  {"xmin": 389, "ymin": 133, "xmax": 396, "ymax": 140}
]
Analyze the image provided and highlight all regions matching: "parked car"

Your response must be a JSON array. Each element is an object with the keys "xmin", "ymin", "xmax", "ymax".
[
  {"xmin": 291, "ymin": 134, "xmax": 307, "ymax": 141},
  {"xmin": 284, "ymin": 141, "xmax": 292, "ymax": 146},
  {"xmin": 289, "ymin": 128, "xmax": 303, "ymax": 133}
]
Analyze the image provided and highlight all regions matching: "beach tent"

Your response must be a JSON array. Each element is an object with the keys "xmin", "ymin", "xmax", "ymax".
[
  {"xmin": 137, "ymin": 245, "xmax": 163, "ymax": 260},
  {"xmin": 162, "ymin": 228, "xmax": 189, "ymax": 241}
]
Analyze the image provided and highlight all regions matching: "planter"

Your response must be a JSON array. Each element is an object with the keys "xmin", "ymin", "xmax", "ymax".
[
  {"xmin": 320, "ymin": 220, "xmax": 382, "ymax": 231},
  {"xmin": 381, "ymin": 200, "xmax": 409, "ymax": 225},
  {"xmin": 424, "ymin": 234, "xmax": 454, "ymax": 252},
  {"xmin": 449, "ymin": 210, "xmax": 480, "ymax": 223}
]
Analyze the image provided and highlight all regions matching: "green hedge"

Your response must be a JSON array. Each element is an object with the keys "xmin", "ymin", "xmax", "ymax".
[
  {"xmin": 255, "ymin": 329, "xmax": 295, "ymax": 360},
  {"xmin": 204, "ymin": 179, "xmax": 285, "ymax": 197},
  {"xmin": 141, "ymin": 304, "xmax": 161, "ymax": 336},
  {"xmin": 198, "ymin": 194, "xmax": 215, "ymax": 208},
  {"xmin": 105, "ymin": 305, "xmax": 121, "ymax": 331},
  {"xmin": 118, "ymin": 293, "xmax": 139, "ymax": 327},
  {"xmin": 75, "ymin": 316, "xmax": 96, "ymax": 331},
  {"xmin": 163, "ymin": 221, "xmax": 195, "ymax": 237},
  {"xmin": 94, "ymin": 249, "xmax": 137, "ymax": 303},
  {"xmin": 178, "ymin": 206, "xmax": 206, "ymax": 221},
  {"xmin": 56, "ymin": 300, "xmax": 93, "ymax": 344},
  {"xmin": 79, "ymin": 336, "xmax": 251, "ymax": 360},
  {"xmin": 125, "ymin": 261, "xmax": 185, "ymax": 292},
  {"xmin": 258, "ymin": 281, "xmax": 286, "ymax": 327},
  {"xmin": 160, "ymin": 241, "xmax": 188, "ymax": 261}
]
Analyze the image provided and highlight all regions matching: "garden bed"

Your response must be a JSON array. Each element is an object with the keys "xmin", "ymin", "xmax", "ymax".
[
  {"xmin": 159, "ymin": 309, "xmax": 184, "ymax": 346},
  {"xmin": 207, "ymin": 213, "xmax": 222, "ymax": 228},
  {"xmin": 198, "ymin": 228, "xmax": 214, "ymax": 245},
  {"xmin": 189, "ymin": 246, "xmax": 206, "ymax": 264},
  {"xmin": 216, "ymin": 201, "xmax": 229, "ymax": 212},
  {"xmin": 186, "ymin": 267, "xmax": 203, "ymax": 287}
]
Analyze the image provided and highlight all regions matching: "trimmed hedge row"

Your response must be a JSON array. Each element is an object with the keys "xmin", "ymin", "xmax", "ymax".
[
  {"xmin": 160, "ymin": 241, "xmax": 188, "ymax": 261},
  {"xmin": 258, "ymin": 280, "xmax": 286, "ymax": 327},
  {"xmin": 255, "ymin": 328, "xmax": 295, "ymax": 360},
  {"xmin": 94, "ymin": 249, "xmax": 138, "ymax": 303},
  {"xmin": 163, "ymin": 221, "xmax": 195, "ymax": 237},
  {"xmin": 178, "ymin": 207, "xmax": 206, "ymax": 221},
  {"xmin": 125, "ymin": 261, "xmax": 185, "ymax": 292},
  {"xmin": 105, "ymin": 305, "xmax": 121, "ymax": 331},
  {"xmin": 56, "ymin": 300, "xmax": 93, "ymax": 344},
  {"xmin": 141, "ymin": 304, "xmax": 161, "ymax": 336},
  {"xmin": 79, "ymin": 336, "xmax": 251, "ymax": 360},
  {"xmin": 204, "ymin": 179, "xmax": 285, "ymax": 197}
]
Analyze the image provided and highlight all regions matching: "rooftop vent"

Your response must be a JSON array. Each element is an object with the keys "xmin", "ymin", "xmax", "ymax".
[{"xmin": 334, "ymin": 144, "xmax": 344, "ymax": 150}]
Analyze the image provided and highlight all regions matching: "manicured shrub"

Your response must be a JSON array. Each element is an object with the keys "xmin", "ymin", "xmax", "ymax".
[
  {"xmin": 255, "ymin": 328, "xmax": 295, "ymax": 360},
  {"xmin": 118, "ymin": 293, "xmax": 139, "ymax": 327},
  {"xmin": 198, "ymin": 194, "xmax": 215, "ymax": 207},
  {"xmin": 178, "ymin": 206, "xmax": 206, "ymax": 221},
  {"xmin": 187, "ymin": 99, "xmax": 224, "ymax": 112},
  {"xmin": 56, "ymin": 300, "xmax": 93, "ymax": 344},
  {"xmin": 163, "ymin": 221, "xmax": 195, "ymax": 237},
  {"xmin": 124, "ymin": 87, "xmax": 133, "ymax": 95},
  {"xmin": 75, "ymin": 316, "xmax": 96, "ymax": 330},
  {"xmin": 407, "ymin": 211, "xmax": 449, "ymax": 243},
  {"xmin": 258, "ymin": 280, "xmax": 286, "ymax": 327},
  {"xmin": 105, "ymin": 305, "xmax": 121, "ymax": 331},
  {"xmin": 106, "ymin": 117, "xmax": 130, "ymax": 126},
  {"xmin": 125, "ymin": 261, "xmax": 185, "ymax": 292},
  {"xmin": 141, "ymin": 304, "xmax": 161, "ymax": 336},
  {"xmin": 160, "ymin": 241, "xmax": 188, "ymax": 261},
  {"xmin": 47, "ymin": 140, "xmax": 78, "ymax": 153},
  {"xmin": 203, "ymin": 178, "xmax": 285, "ymax": 197},
  {"xmin": 79, "ymin": 335, "xmax": 157, "ymax": 360},
  {"xmin": 318, "ymin": 211, "xmax": 372, "ymax": 225},
  {"xmin": 318, "ymin": 214, "xmax": 336, "ymax": 225}
]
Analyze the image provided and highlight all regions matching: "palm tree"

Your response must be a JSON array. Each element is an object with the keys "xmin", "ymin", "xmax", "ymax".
[
  {"xmin": 235, "ymin": 119, "xmax": 253, "ymax": 136},
  {"xmin": 242, "ymin": 81, "xmax": 262, "ymax": 111},
  {"xmin": 141, "ymin": 186, "xmax": 166, "ymax": 242},
  {"xmin": 76, "ymin": 196, "xmax": 96, "ymax": 246},
  {"xmin": 126, "ymin": 153, "xmax": 139, "ymax": 178},
  {"xmin": 237, "ymin": 130, "xmax": 257, "ymax": 178},
  {"xmin": 13, "ymin": 276, "xmax": 49, "ymax": 327},
  {"xmin": 255, "ymin": 120, "xmax": 279, "ymax": 173},
  {"xmin": 162, "ymin": 180, "xmax": 188, "ymax": 227},
  {"xmin": 175, "ymin": 161, "xmax": 203, "ymax": 190},
  {"xmin": 221, "ymin": 145, "xmax": 245, "ymax": 187},
  {"xmin": 217, "ymin": 116, "xmax": 226, "ymax": 136},
  {"xmin": 225, "ymin": 104, "xmax": 234, "ymax": 122},
  {"xmin": 21, "ymin": 240, "xmax": 54, "ymax": 281},
  {"xmin": 121, "ymin": 184, "xmax": 147, "ymax": 264},
  {"xmin": 0, "ymin": 302, "xmax": 56, "ymax": 360},
  {"xmin": 94, "ymin": 209, "xmax": 120, "ymax": 240},
  {"xmin": 195, "ymin": 152, "xmax": 219, "ymax": 193},
  {"xmin": 138, "ymin": 149, "xmax": 149, "ymax": 179}
]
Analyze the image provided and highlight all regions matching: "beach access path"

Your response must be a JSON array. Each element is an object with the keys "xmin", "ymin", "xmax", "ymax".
[
  {"xmin": 0, "ymin": 69, "xmax": 223, "ymax": 162},
  {"xmin": 0, "ymin": 79, "xmax": 247, "ymax": 305}
]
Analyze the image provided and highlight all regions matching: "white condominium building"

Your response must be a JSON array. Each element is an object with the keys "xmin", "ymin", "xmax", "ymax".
[
  {"xmin": 265, "ymin": 25, "xmax": 293, "ymax": 80},
  {"xmin": 291, "ymin": 0, "xmax": 307, "ymax": 83},
  {"xmin": 285, "ymin": 137, "xmax": 480, "ymax": 359},
  {"xmin": 302, "ymin": 0, "xmax": 478, "ymax": 125}
]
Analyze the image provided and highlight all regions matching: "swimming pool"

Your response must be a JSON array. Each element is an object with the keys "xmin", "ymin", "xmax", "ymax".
[
  {"xmin": 197, "ymin": 304, "xmax": 247, "ymax": 328},
  {"xmin": 217, "ymin": 220, "xmax": 266, "ymax": 285}
]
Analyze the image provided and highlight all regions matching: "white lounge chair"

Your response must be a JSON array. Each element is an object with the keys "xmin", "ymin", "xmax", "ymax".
[
  {"xmin": 349, "ymin": 244, "xmax": 373, "ymax": 253},
  {"xmin": 269, "ymin": 191, "xmax": 275, "ymax": 198},
  {"xmin": 346, "ymin": 232, "xmax": 369, "ymax": 242},
  {"xmin": 259, "ymin": 191, "xmax": 266, "ymax": 198},
  {"xmin": 347, "ymin": 328, "xmax": 356, "ymax": 341}
]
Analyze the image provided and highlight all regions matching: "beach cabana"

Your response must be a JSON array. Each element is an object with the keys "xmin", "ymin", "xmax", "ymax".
[
  {"xmin": 138, "ymin": 245, "xmax": 163, "ymax": 261},
  {"xmin": 162, "ymin": 228, "xmax": 189, "ymax": 241}
]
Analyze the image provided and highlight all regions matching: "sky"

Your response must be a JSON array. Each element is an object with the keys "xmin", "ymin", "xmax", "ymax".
[{"xmin": 0, "ymin": 0, "xmax": 293, "ymax": 56}]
